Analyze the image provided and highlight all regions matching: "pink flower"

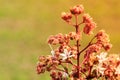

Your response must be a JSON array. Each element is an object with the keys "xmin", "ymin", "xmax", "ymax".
[
  {"xmin": 37, "ymin": 4, "xmax": 115, "ymax": 80},
  {"xmin": 83, "ymin": 14, "xmax": 93, "ymax": 23},
  {"xmin": 47, "ymin": 35, "xmax": 59, "ymax": 45},
  {"xmin": 83, "ymin": 22, "xmax": 96, "ymax": 35},
  {"xmin": 47, "ymin": 33, "xmax": 65, "ymax": 45},
  {"xmin": 36, "ymin": 63, "xmax": 46, "ymax": 74},
  {"xmin": 85, "ymin": 43, "xmax": 102, "ymax": 55},
  {"xmin": 83, "ymin": 14, "xmax": 96, "ymax": 35},
  {"xmin": 96, "ymin": 30, "xmax": 110, "ymax": 43},
  {"xmin": 50, "ymin": 71, "xmax": 57, "ymax": 79},
  {"xmin": 104, "ymin": 43, "xmax": 112, "ymax": 51},
  {"xmin": 70, "ymin": 5, "xmax": 84, "ymax": 15},
  {"xmin": 61, "ymin": 12, "xmax": 72, "ymax": 22},
  {"xmin": 96, "ymin": 30, "xmax": 112, "ymax": 51},
  {"xmin": 69, "ymin": 32, "xmax": 81, "ymax": 40}
]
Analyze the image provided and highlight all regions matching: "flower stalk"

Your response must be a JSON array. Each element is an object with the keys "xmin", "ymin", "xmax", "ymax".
[
  {"xmin": 75, "ymin": 15, "xmax": 81, "ymax": 78},
  {"xmin": 36, "ymin": 4, "xmax": 120, "ymax": 80}
]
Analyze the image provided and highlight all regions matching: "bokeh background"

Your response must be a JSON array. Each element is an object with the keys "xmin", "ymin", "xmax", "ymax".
[{"xmin": 0, "ymin": 0, "xmax": 120, "ymax": 80}]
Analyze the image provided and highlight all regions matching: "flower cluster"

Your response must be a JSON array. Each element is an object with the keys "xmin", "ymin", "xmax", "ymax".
[
  {"xmin": 36, "ymin": 4, "xmax": 119, "ymax": 80},
  {"xmin": 91, "ymin": 52, "xmax": 120, "ymax": 80},
  {"xmin": 83, "ymin": 14, "xmax": 96, "ymax": 35},
  {"xmin": 70, "ymin": 5, "xmax": 84, "ymax": 15},
  {"xmin": 79, "ymin": 52, "xmax": 120, "ymax": 80},
  {"xmin": 48, "ymin": 32, "xmax": 81, "ymax": 45}
]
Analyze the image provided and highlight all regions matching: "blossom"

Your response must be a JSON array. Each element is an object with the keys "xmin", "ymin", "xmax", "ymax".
[
  {"xmin": 36, "ymin": 62, "xmax": 46, "ymax": 74},
  {"xmin": 97, "ymin": 64, "xmax": 106, "ymax": 75},
  {"xmin": 63, "ymin": 72, "xmax": 68, "ymax": 78},
  {"xmin": 92, "ymin": 52, "xmax": 108, "ymax": 75},
  {"xmin": 70, "ymin": 5, "xmax": 84, "ymax": 15},
  {"xmin": 60, "ymin": 49, "xmax": 75, "ymax": 60},
  {"xmin": 83, "ymin": 14, "xmax": 93, "ymax": 23},
  {"xmin": 83, "ymin": 14, "xmax": 96, "ymax": 35},
  {"xmin": 61, "ymin": 12, "xmax": 72, "ymax": 22},
  {"xmin": 85, "ymin": 43, "xmax": 102, "ymax": 55},
  {"xmin": 47, "ymin": 33, "xmax": 70, "ymax": 45},
  {"xmin": 36, "ymin": 4, "xmax": 116, "ymax": 80},
  {"xmin": 93, "ymin": 64, "xmax": 106, "ymax": 75},
  {"xmin": 69, "ymin": 32, "xmax": 76, "ymax": 40},
  {"xmin": 96, "ymin": 30, "xmax": 112, "ymax": 51},
  {"xmin": 96, "ymin": 30, "xmax": 110, "ymax": 43},
  {"xmin": 50, "ymin": 71, "xmax": 57, "ymax": 79},
  {"xmin": 47, "ymin": 35, "xmax": 59, "ymax": 45},
  {"xmin": 83, "ymin": 22, "xmax": 96, "ymax": 35},
  {"xmin": 115, "ymin": 65, "xmax": 120, "ymax": 75},
  {"xmin": 69, "ymin": 32, "xmax": 81, "ymax": 40},
  {"xmin": 104, "ymin": 43, "xmax": 112, "ymax": 51},
  {"xmin": 50, "ymin": 71, "xmax": 68, "ymax": 80},
  {"xmin": 97, "ymin": 52, "xmax": 108, "ymax": 63}
]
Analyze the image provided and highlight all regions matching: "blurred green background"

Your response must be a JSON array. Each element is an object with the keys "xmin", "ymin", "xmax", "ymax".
[{"xmin": 0, "ymin": 0, "xmax": 120, "ymax": 80}]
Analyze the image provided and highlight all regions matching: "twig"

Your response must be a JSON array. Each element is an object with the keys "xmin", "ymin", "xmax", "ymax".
[{"xmin": 79, "ymin": 35, "xmax": 96, "ymax": 55}]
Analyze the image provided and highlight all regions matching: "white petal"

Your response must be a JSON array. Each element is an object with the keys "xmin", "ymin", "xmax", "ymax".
[
  {"xmin": 51, "ymin": 50, "xmax": 55, "ymax": 56},
  {"xmin": 115, "ymin": 65, "xmax": 120, "ymax": 74},
  {"xmin": 69, "ymin": 55, "xmax": 75, "ymax": 58},
  {"xmin": 62, "ymin": 57, "xmax": 67, "ymax": 60},
  {"xmin": 63, "ymin": 72, "xmax": 68, "ymax": 78},
  {"xmin": 64, "ymin": 49, "xmax": 68, "ymax": 54},
  {"xmin": 60, "ymin": 54, "xmax": 66, "ymax": 57},
  {"xmin": 97, "ymin": 52, "xmax": 108, "ymax": 63}
]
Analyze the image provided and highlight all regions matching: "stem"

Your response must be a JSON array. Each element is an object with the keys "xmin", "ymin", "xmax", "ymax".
[
  {"xmin": 74, "ymin": 15, "xmax": 96, "ymax": 79},
  {"xmin": 78, "ymin": 22, "xmax": 83, "ymax": 26},
  {"xmin": 59, "ymin": 59, "xmax": 75, "ymax": 65},
  {"xmin": 55, "ymin": 67, "xmax": 66, "ymax": 72},
  {"xmin": 79, "ymin": 36, "xmax": 96, "ymax": 66},
  {"xmin": 79, "ymin": 43, "xmax": 91, "ymax": 55},
  {"xmin": 77, "ymin": 40, "xmax": 80, "ymax": 78},
  {"xmin": 75, "ymin": 15, "xmax": 80, "ymax": 78},
  {"xmin": 88, "ymin": 66, "xmax": 92, "ymax": 76},
  {"xmin": 79, "ymin": 35, "xmax": 96, "ymax": 55}
]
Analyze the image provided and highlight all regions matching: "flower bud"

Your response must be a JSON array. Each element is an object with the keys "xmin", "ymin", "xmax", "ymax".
[
  {"xmin": 61, "ymin": 12, "xmax": 72, "ymax": 22},
  {"xmin": 69, "ymin": 32, "xmax": 81, "ymax": 40},
  {"xmin": 83, "ymin": 14, "xmax": 93, "ymax": 23},
  {"xmin": 36, "ymin": 63, "xmax": 46, "ymax": 74},
  {"xmin": 104, "ymin": 43, "xmax": 112, "ymax": 51},
  {"xmin": 96, "ymin": 30, "xmax": 110, "ymax": 43},
  {"xmin": 50, "ymin": 71, "xmax": 57, "ymax": 78},
  {"xmin": 58, "ymin": 72, "xmax": 63, "ymax": 78},
  {"xmin": 70, "ymin": 5, "xmax": 84, "ymax": 15},
  {"xmin": 83, "ymin": 22, "xmax": 96, "ymax": 35}
]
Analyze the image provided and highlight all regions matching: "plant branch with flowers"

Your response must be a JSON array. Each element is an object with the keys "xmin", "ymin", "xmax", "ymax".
[{"xmin": 36, "ymin": 4, "xmax": 120, "ymax": 80}]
